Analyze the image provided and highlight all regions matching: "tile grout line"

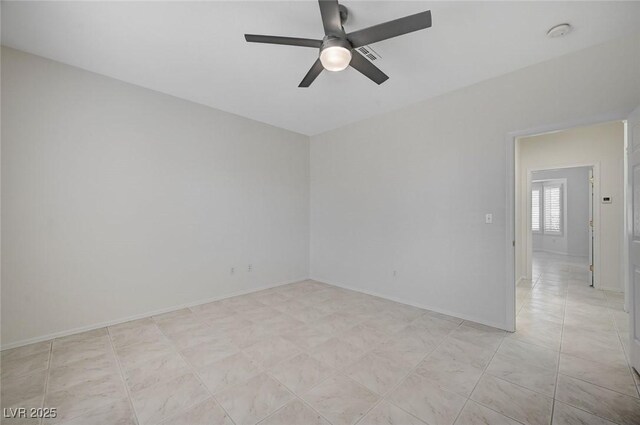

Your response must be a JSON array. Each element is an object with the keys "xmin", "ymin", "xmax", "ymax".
[
  {"xmin": 39, "ymin": 342, "xmax": 54, "ymax": 425},
  {"xmin": 451, "ymin": 331, "xmax": 527, "ymax": 425},
  {"xmin": 352, "ymin": 319, "xmax": 467, "ymax": 425},
  {"xmin": 106, "ymin": 327, "xmax": 142, "ymax": 425},
  {"xmin": 151, "ymin": 315, "xmax": 239, "ymax": 425},
  {"xmin": 550, "ymin": 268, "xmax": 570, "ymax": 425}
]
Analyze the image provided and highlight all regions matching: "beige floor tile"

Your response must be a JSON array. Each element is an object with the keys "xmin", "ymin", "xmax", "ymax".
[
  {"xmin": 555, "ymin": 374, "xmax": 640, "ymax": 425},
  {"xmin": 338, "ymin": 323, "xmax": 390, "ymax": 351},
  {"xmin": 485, "ymin": 353, "xmax": 557, "ymax": 397},
  {"xmin": 281, "ymin": 326, "xmax": 332, "ymax": 351},
  {"xmin": 1, "ymin": 341, "xmax": 51, "ymax": 363},
  {"xmin": 371, "ymin": 338, "xmax": 431, "ymax": 368},
  {"xmin": 50, "ymin": 336, "xmax": 112, "ymax": 368},
  {"xmin": 449, "ymin": 323, "xmax": 505, "ymax": 351},
  {"xmin": 496, "ymin": 338, "xmax": 559, "ymax": 371},
  {"xmin": 508, "ymin": 322, "xmax": 562, "ymax": 351},
  {"xmin": 0, "ymin": 370, "xmax": 47, "ymax": 408},
  {"xmin": 311, "ymin": 337, "xmax": 366, "ymax": 370},
  {"xmin": 180, "ymin": 338, "xmax": 238, "ymax": 369},
  {"xmin": 388, "ymin": 373, "xmax": 466, "ymax": 425},
  {"xmin": 196, "ymin": 352, "xmax": 261, "ymax": 394},
  {"xmin": 430, "ymin": 336, "xmax": 495, "ymax": 370},
  {"xmin": 164, "ymin": 323, "xmax": 220, "ymax": 350},
  {"xmin": 53, "ymin": 329, "xmax": 108, "ymax": 348},
  {"xmin": 122, "ymin": 351, "xmax": 190, "ymax": 392},
  {"xmin": 559, "ymin": 352, "xmax": 638, "ymax": 398},
  {"xmin": 359, "ymin": 400, "xmax": 428, "ymax": 425},
  {"xmin": 269, "ymin": 353, "xmax": 334, "ymax": 394},
  {"xmin": 303, "ymin": 375, "xmax": 378, "ymax": 425},
  {"xmin": 395, "ymin": 322, "xmax": 449, "ymax": 348},
  {"xmin": 109, "ymin": 323, "xmax": 167, "ymax": 349},
  {"xmin": 243, "ymin": 337, "xmax": 301, "ymax": 369},
  {"xmin": 52, "ymin": 399, "xmax": 136, "ymax": 425},
  {"xmin": 454, "ymin": 400, "xmax": 521, "ymax": 425},
  {"xmin": 155, "ymin": 316, "xmax": 204, "ymax": 336},
  {"xmin": 0, "ymin": 395, "xmax": 43, "ymax": 424},
  {"xmin": 347, "ymin": 351, "xmax": 413, "ymax": 396},
  {"xmin": 158, "ymin": 398, "xmax": 234, "ymax": 425},
  {"xmin": 216, "ymin": 372, "xmax": 293, "ymax": 425},
  {"xmin": 1, "ymin": 350, "xmax": 50, "ymax": 379},
  {"xmin": 313, "ymin": 312, "xmax": 361, "ymax": 334},
  {"xmin": 43, "ymin": 374, "xmax": 126, "ymax": 424},
  {"xmin": 48, "ymin": 352, "xmax": 119, "ymax": 392},
  {"xmin": 415, "ymin": 354, "xmax": 484, "ymax": 397},
  {"xmin": 552, "ymin": 401, "xmax": 617, "ymax": 425},
  {"xmin": 470, "ymin": 375, "xmax": 552, "ymax": 425},
  {"xmin": 115, "ymin": 339, "xmax": 177, "ymax": 371},
  {"xmin": 282, "ymin": 305, "xmax": 327, "ymax": 323},
  {"xmin": 364, "ymin": 314, "xmax": 412, "ymax": 334},
  {"xmin": 422, "ymin": 310, "xmax": 464, "ymax": 325},
  {"xmin": 130, "ymin": 373, "xmax": 209, "ymax": 425},
  {"xmin": 259, "ymin": 399, "xmax": 330, "ymax": 425}
]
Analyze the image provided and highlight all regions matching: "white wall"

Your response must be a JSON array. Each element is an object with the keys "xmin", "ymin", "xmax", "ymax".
[
  {"xmin": 532, "ymin": 167, "xmax": 590, "ymax": 257},
  {"xmin": 517, "ymin": 122, "xmax": 624, "ymax": 291},
  {"xmin": 1, "ymin": 47, "xmax": 310, "ymax": 347},
  {"xmin": 310, "ymin": 34, "xmax": 640, "ymax": 329}
]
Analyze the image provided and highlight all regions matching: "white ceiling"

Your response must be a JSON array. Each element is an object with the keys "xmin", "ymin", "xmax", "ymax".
[{"xmin": 3, "ymin": 1, "xmax": 640, "ymax": 135}]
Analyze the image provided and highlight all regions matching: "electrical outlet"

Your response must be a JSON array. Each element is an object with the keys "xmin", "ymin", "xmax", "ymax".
[
  {"xmin": 485, "ymin": 213, "xmax": 493, "ymax": 224},
  {"xmin": 230, "ymin": 267, "xmax": 235, "ymax": 275},
  {"xmin": 393, "ymin": 270, "xmax": 397, "ymax": 277},
  {"xmin": 248, "ymin": 264, "xmax": 252, "ymax": 272}
]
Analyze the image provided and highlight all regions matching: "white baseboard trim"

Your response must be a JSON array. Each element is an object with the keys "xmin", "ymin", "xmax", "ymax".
[
  {"xmin": 312, "ymin": 277, "xmax": 509, "ymax": 331},
  {"xmin": 1, "ymin": 277, "xmax": 309, "ymax": 351}
]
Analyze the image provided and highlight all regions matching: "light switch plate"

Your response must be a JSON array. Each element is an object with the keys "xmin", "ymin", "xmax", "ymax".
[{"xmin": 485, "ymin": 213, "xmax": 493, "ymax": 224}]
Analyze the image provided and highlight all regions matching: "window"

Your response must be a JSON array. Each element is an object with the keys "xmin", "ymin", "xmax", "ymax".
[
  {"xmin": 531, "ymin": 180, "xmax": 563, "ymax": 235},
  {"xmin": 531, "ymin": 185, "xmax": 541, "ymax": 232},
  {"xmin": 543, "ymin": 184, "xmax": 562, "ymax": 234}
]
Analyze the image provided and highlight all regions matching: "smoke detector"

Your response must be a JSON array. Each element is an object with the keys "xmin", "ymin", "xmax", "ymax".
[{"xmin": 547, "ymin": 23, "xmax": 572, "ymax": 38}]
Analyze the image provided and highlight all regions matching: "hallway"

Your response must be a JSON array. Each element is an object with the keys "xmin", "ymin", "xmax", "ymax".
[{"xmin": 514, "ymin": 252, "xmax": 639, "ymax": 423}]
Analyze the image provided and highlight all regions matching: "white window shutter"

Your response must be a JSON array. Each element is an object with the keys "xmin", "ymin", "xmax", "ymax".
[
  {"xmin": 532, "ymin": 188, "xmax": 541, "ymax": 232},
  {"xmin": 543, "ymin": 184, "xmax": 562, "ymax": 233}
]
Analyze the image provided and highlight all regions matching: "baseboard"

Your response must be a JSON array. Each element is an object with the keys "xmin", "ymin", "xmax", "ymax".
[
  {"xmin": 1, "ymin": 277, "xmax": 309, "ymax": 351},
  {"xmin": 312, "ymin": 277, "xmax": 509, "ymax": 331}
]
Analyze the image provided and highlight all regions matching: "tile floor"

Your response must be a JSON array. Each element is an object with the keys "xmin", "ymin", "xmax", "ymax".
[{"xmin": 2, "ymin": 252, "xmax": 640, "ymax": 424}]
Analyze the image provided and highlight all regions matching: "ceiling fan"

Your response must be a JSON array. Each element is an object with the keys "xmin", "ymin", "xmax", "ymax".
[{"xmin": 244, "ymin": 0, "xmax": 432, "ymax": 87}]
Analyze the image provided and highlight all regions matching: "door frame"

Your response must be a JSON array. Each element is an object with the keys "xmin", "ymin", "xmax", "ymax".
[{"xmin": 505, "ymin": 111, "xmax": 628, "ymax": 332}]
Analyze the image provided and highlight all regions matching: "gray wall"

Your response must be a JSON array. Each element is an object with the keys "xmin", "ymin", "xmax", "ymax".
[
  {"xmin": 1, "ymin": 47, "xmax": 310, "ymax": 347},
  {"xmin": 310, "ymin": 34, "xmax": 640, "ymax": 329},
  {"xmin": 532, "ymin": 167, "xmax": 591, "ymax": 257}
]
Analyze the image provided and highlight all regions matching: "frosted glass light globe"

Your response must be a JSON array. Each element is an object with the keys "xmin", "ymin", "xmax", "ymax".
[{"xmin": 320, "ymin": 46, "xmax": 352, "ymax": 72}]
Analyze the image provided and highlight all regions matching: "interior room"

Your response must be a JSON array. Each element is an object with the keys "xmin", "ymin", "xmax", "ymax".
[{"xmin": 2, "ymin": 1, "xmax": 640, "ymax": 425}]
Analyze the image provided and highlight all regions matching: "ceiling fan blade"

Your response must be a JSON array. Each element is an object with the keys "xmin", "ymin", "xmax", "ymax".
[
  {"xmin": 244, "ymin": 34, "xmax": 322, "ymax": 48},
  {"xmin": 318, "ymin": 0, "xmax": 343, "ymax": 36},
  {"xmin": 349, "ymin": 51, "xmax": 389, "ymax": 85},
  {"xmin": 299, "ymin": 59, "xmax": 324, "ymax": 88},
  {"xmin": 347, "ymin": 10, "xmax": 432, "ymax": 47}
]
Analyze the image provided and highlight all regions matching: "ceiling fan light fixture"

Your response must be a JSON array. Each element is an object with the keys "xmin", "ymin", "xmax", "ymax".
[{"xmin": 319, "ymin": 45, "xmax": 352, "ymax": 71}]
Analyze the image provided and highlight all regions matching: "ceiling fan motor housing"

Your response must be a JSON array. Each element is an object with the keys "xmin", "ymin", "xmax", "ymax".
[{"xmin": 321, "ymin": 36, "xmax": 352, "ymax": 53}]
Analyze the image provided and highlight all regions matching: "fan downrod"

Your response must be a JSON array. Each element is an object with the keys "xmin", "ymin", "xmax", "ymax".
[{"xmin": 338, "ymin": 4, "xmax": 348, "ymax": 24}]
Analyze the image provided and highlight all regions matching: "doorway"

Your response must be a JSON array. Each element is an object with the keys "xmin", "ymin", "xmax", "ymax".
[
  {"xmin": 529, "ymin": 166, "xmax": 594, "ymax": 287},
  {"xmin": 512, "ymin": 120, "xmax": 626, "ymax": 331}
]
